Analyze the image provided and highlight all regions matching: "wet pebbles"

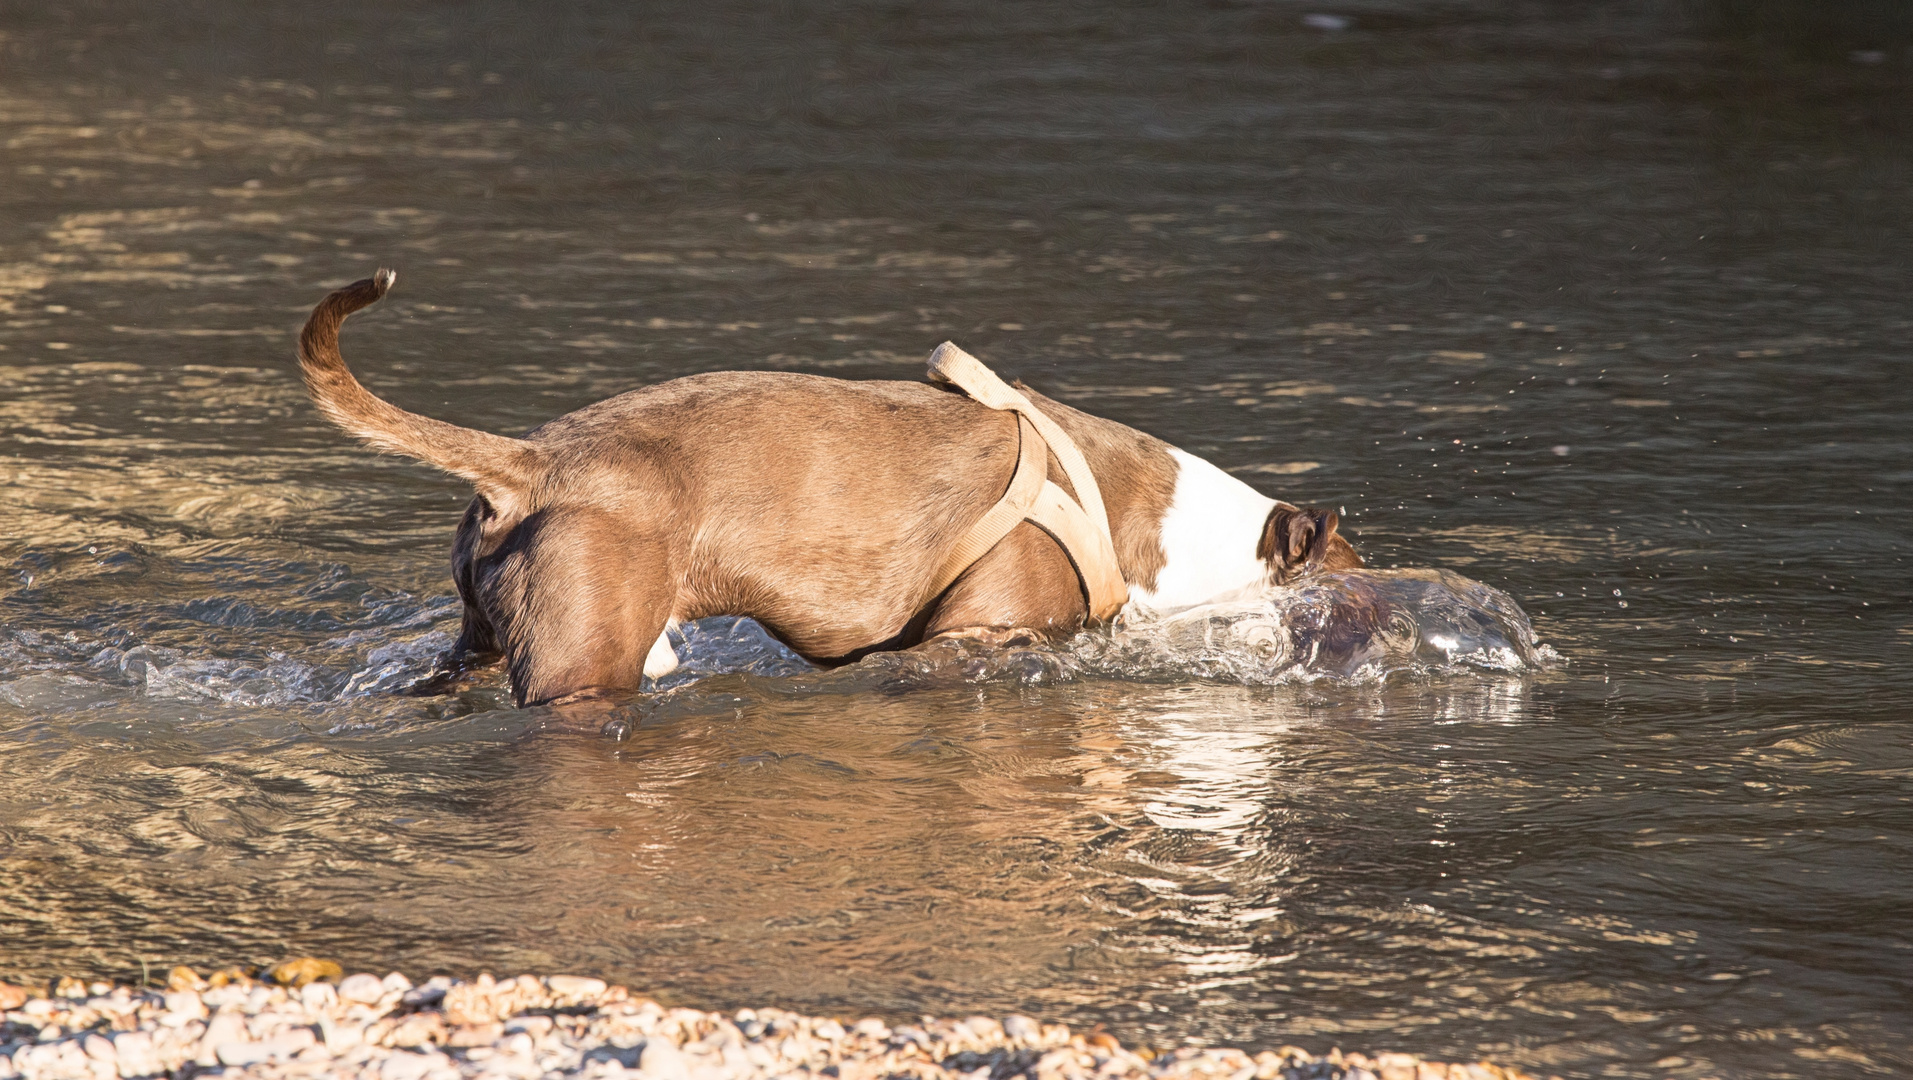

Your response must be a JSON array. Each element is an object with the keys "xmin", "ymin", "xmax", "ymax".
[{"xmin": 0, "ymin": 966, "xmax": 1552, "ymax": 1080}]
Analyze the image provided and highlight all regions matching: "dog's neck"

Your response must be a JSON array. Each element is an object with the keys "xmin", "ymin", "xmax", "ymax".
[{"xmin": 1123, "ymin": 448, "xmax": 1276, "ymax": 616}]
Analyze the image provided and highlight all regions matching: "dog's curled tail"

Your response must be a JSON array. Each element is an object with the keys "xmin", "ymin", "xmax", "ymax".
[{"xmin": 298, "ymin": 269, "xmax": 543, "ymax": 502}]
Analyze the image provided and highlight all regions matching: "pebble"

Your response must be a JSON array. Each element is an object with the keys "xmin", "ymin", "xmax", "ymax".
[
  {"xmin": 107, "ymin": 1033, "xmax": 158, "ymax": 1080},
  {"xmin": 544, "ymin": 978, "xmax": 607, "ymax": 1006},
  {"xmin": 0, "ymin": 964, "xmax": 1563, "ymax": 1080},
  {"xmin": 636, "ymin": 1037, "xmax": 688, "ymax": 1080},
  {"xmin": 197, "ymin": 1010, "xmax": 249, "ymax": 1067},
  {"xmin": 158, "ymin": 991, "xmax": 205, "ymax": 1026},
  {"xmin": 216, "ymin": 1028, "xmax": 315, "ymax": 1066},
  {"xmin": 338, "ymin": 974, "xmax": 386, "ymax": 1006},
  {"xmin": 165, "ymin": 969, "xmax": 205, "ymax": 995}
]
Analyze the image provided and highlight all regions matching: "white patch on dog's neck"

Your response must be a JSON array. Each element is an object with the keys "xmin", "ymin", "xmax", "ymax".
[{"xmin": 1124, "ymin": 448, "xmax": 1275, "ymax": 617}]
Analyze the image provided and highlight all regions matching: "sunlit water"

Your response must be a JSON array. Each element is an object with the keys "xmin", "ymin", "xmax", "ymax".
[{"xmin": 2, "ymin": 2, "xmax": 1911, "ymax": 1077}]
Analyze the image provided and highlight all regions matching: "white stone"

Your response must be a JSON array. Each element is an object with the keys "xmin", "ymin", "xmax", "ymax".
[
  {"xmin": 380, "ymin": 974, "xmax": 414, "ymax": 994},
  {"xmin": 158, "ymin": 991, "xmax": 205, "ymax": 1027},
  {"xmin": 198, "ymin": 986, "xmax": 244, "ymax": 1010},
  {"xmin": 150, "ymin": 1025, "xmax": 198, "ymax": 1072},
  {"xmin": 300, "ymin": 981, "xmax": 338, "ymax": 1013},
  {"xmin": 110, "ymin": 1033, "xmax": 159, "ymax": 1080},
  {"xmin": 318, "ymin": 1015, "xmax": 365, "ymax": 1054},
  {"xmin": 196, "ymin": 1011, "xmax": 248, "ymax": 1066},
  {"xmin": 638, "ymin": 1039, "xmax": 689, "ymax": 1080},
  {"xmin": 39, "ymin": 1044, "xmax": 80, "ymax": 1080},
  {"xmin": 376, "ymin": 1047, "xmax": 430, "ymax": 1078},
  {"xmin": 216, "ymin": 1027, "xmax": 314, "ymax": 1066},
  {"xmin": 379, "ymin": 1050, "xmax": 443, "ymax": 1080},
  {"xmin": 81, "ymin": 1037, "xmax": 116, "ymax": 1064},
  {"xmin": 475, "ymin": 1055, "xmax": 539, "ymax": 1080},
  {"xmin": 338, "ymin": 975, "xmax": 385, "ymax": 1006},
  {"xmin": 545, "ymin": 976, "xmax": 607, "ymax": 1003},
  {"xmin": 55, "ymin": 1042, "xmax": 99, "ymax": 1080},
  {"xmin": 1003, "ymin": 1016, "xmax": 1039, "ymax": 1044}
]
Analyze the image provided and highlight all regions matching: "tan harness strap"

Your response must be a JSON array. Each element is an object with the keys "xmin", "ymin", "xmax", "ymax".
[
  {"xmin": 925, "ymin": 342, "xmax": 1129, "ymax": 621},
  {"xmin": 922, "ymin": 413, "xmax": 1048, "ymax": 605},
  {"xmin": 1023, "ymin": 479, "xmax": 1129, "ymax": 619}
]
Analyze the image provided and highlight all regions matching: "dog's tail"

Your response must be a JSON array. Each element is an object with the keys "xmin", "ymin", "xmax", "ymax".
[{"xmin": 298, "ymin": 269, "xmax": 543, "ymax": 502}]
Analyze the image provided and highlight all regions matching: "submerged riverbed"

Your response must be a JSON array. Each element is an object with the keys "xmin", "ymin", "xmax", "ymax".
[{"xmin": 2, "ymin": 2, "xmax": 1910, "ymax": 1077}]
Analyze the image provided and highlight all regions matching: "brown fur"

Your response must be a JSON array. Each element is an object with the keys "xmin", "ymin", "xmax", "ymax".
[
  {"xmin": 1258, "ymin": 505, "xmax": 1363, "ymax": 585},
  {"xmin": 299, "ymin": 272, "xmax": 1357, "ymax": 706},
  {"xmin": 1007, "ymin": 382, "xmax": 1179, "ymax": 594},
  {"xmin": 923, "ymin": 522, "xmax": 1088, "ymax": 639}
]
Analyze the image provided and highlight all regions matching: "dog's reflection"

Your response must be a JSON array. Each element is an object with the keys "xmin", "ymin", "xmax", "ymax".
[{"xmin": 479, "ymin": 670, "xmax": 1532, "ymax": 1006}]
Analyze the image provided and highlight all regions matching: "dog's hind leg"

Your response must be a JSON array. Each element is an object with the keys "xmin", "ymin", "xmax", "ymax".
[
  {"xmin": 920, "ymin": 522, "xmax": 1088, "ymax": 645},
  {"xmin": 486, "ymin": 507, "xmax": 680, "ymax": 707}
]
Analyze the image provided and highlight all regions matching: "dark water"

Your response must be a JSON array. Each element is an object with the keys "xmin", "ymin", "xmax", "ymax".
[{"xmin": 2, "ymin": 1, "xmax": 1911, "ymax": 1076}]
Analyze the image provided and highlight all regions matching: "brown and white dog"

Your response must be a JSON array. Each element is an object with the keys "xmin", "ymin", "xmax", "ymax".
[{"xmin": 298, "ymin": 270, "xmax": 1362, "ymax": 706}]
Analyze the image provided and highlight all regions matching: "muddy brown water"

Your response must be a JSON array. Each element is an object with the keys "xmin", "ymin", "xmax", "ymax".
[{"xmin": 2, "ymin": 2, "xmax": 1910, "ymax": 1077}]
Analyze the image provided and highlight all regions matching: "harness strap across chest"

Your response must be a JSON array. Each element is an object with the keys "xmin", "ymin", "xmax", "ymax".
[{"xmin": 921, "ymin": 342, "xmax": 1130, "ymax": 621}]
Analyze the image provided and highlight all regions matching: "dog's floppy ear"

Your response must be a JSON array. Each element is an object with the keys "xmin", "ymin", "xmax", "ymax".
[{"xmin": 1257, "ymin": 504, "xmax": 1358, "ymax": 584}]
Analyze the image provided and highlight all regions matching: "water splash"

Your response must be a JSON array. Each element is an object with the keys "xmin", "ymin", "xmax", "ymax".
[
  {"xmin": 111, "ymin": 644, "xmax": 346, "ymax": 706},
  {"xmin": 1083, "ymin": 567, "xmax": 1556, "ymax": 685},
  {"xmin": 0, "ymin": 569, "xmax": 1550, "ymax": 716},
  {"xmin": 651, "ymin": 616, "xmax": 816, "ymax": 692},
  {"xmin": 649, "ymin": 567, "xmax": 1554, "ymax": 697},
  {"xmin": 82, "ymin": 635, "xmax": 456, "ymax": 708}
]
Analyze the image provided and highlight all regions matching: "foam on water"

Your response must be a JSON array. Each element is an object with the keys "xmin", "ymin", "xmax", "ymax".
[
  {"xmin": 0, "ymin": 622, "xmax": 460, "ymax": 717},
  {"xmin": 89, "ymin": 630, "xmax": 460, "ymax": 707}
]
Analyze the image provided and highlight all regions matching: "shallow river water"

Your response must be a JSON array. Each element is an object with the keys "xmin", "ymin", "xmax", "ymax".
[{"xmin": 2, "ymin": 2, "xmax": 1910, "ymax": 1077}]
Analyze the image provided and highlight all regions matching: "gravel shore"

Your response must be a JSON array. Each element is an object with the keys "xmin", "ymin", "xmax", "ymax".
[{"xmin": 0, "ymin": 965, "xmax": 1554, "ymax": 1080}]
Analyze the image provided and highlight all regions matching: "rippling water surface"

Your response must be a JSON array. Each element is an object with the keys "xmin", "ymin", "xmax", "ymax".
[{"xmin": 2, "ymin": 2, "xmax": 1910, "ymax": 1077}]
